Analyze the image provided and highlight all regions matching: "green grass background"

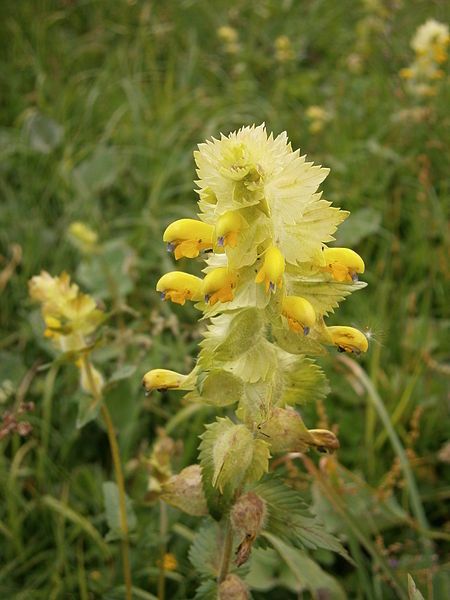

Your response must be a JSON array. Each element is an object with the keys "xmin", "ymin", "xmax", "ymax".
[{"xmin": 0, "ymin": 0, "xmax": 449, "ymax": 598}]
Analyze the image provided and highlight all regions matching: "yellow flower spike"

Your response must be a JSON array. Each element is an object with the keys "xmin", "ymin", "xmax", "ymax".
[
  {"xmin": 202, "ymin": 267, "xmax": 238, "ymax": 306},
  {"xmin": 281, "ymin": 296, "xmax": 316, "ymax": 335},
  {"xmin": 156, "ymin": 272, "xmax": 203, "ymax": 305},
  {"xmin": 215, "ymin": 211, "xmax": 246, "ymax": 249},
  {"xmin": 163, "ymin": 219, "xmax": 215, "ymax": 260},
  {"xmin": 327, "ymin": 326, "xmax": 369, "ymax": 355},
  {"xmin": 142, "ymin": 368, "xmax": 188, "ymax": 394},
  {"xmin": 322, "ymin": 247, "xmax": 365, "ymax": 282},
  {"xmin": 255, "ymin": 245, "xmax": 285, "ymax": 293}
]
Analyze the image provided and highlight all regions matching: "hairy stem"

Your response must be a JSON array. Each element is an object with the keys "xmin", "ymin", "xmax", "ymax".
[
  {"xmin": 217, "ymin": 518, "xmax": 233, "ymax": 584},
  {"xmin": 84, "ymin": 358, "xmax": 132, "ymax": 600}
]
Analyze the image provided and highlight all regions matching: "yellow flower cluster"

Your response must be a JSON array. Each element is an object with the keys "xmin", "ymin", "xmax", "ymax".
[
  {"xmin": 145, "ymin": 125, "xmax": 369, "ymax": 396},
  {"xmin": 400, "ymin": 19, "xmax": 449, "ymax": 96},
  {"xmin": 29, "ymin": 271, "xmax": 104, "ymax": 353}
]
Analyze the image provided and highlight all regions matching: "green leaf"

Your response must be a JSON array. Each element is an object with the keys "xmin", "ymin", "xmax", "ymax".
[
  {"xmin": 76, "ymin": 394, "xmax": 101, "ymax": 429},
  {"xmin": 221, "ymin": 338, "xmax": 278, "ymax": 383},
  {"xmin": 252, "ymin": 477, "xmax": 351, "ymax": 561},
  {"xmin": 73, "ymin": 146, "xmax": 123, "ymax": 195},
  {"xmin": 193, "ymin": 579, "xmax": 219, "ymax": 600},
  {"xmin": 408, "ymin": 574, "xmax": 425, "ymax": 600},
  {"xmin": 287, "ymin": 278, "xmax": 367, "ymax": 316},
  {"xmin": 262, "ymin": 532, "xmax": 346, "ymax": 599},
  {"xmin": 199, "ymin": 419, "xmax": 269, "ymax": 519},
  {"xmin": 334, "ymin": 207, "xmax": 382, "ymax": 246},
  {"xmin": 107, "ymin": 364, "xmax": 137, "ymax": 386},
  {"xmin": 188, "ymin": 521, "xmax": 221, "ymax": 579},
  {"xmin": 213, "ymin": 308, "xmax": 265, "ymax": 361},
  {"xmin": 272, "ymin": 324, "xmax": 327, "ymax": 356},
  {"xmin": 198, "ymin": 369, "xmax": 244, "ymax": 407},
  {"xmin": 102, "ymin": 481, "xmax": 137, "ymax": 542},
  {"xmin": 25, "ymin": 112, "xmax": 63, "ymax": 154},
  {"xmin": 279, "ymin": 354, "xmax": 330, "ymax": 406},
  {"xmin": 77, "ymin": 239, "xmax": 135, "ymax": 299}
]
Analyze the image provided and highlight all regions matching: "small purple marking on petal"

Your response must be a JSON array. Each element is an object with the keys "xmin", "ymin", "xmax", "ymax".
[
  {"xmin": 217, "ymin": 236, "xmax": 225, "ymax": 247},
  {"xmin": 303, "ymin": 327, "xmax": 310, "ymax": 336},
  {"xmin": 352, "ymin": 272, "xmax": 359, "ymax": 282},
  {"xmin": 166, "ymin": 242, "xmax": 175, "ymax": 253},
  {"xmin": 269, "ymin": 281, "xmax": 275, "ymax": 292}
]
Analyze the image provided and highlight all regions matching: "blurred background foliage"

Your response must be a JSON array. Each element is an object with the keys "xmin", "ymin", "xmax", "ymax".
[{"xmin": 0, "ymin": 0, "xmax": 449, "ymax": 598}]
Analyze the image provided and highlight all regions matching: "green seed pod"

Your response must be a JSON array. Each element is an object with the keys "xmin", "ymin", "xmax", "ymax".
[
  {"xmin": 230, "ymin": 492, "xmax": 267, "ymax": 539},
  {"xmin": 258, "ymin": 407, "xmax": 315, "ymax": 453}
]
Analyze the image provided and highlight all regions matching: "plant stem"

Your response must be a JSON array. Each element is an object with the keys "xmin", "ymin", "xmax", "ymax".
[
  {"xmin": 83, "ymin": 358, "xmax": 132, "ymax": 600},
  {"xmin": 38, "ymin": 364, "xmax": 58, "ymax": 485},
  {"xmin": 217, "ymin": 519, "xmax": 233, "ymax": 584},
  {"xmin": 157, "ymin": 500, "xmax": 168, "ymax": 600}
]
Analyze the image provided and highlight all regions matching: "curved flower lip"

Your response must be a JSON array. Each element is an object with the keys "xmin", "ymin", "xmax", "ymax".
[
  {"xmin": 202, "ymin": 267, "xmax": 238, "ymax": 305},
  {"xmin": 215, "ymin": 211, "xmax": 246, "ymax": 248},
  {"xmin": 322, "ymin": 247, "xmax": 365, "ymax": 282},
  {"xmin": 281, "ymin": 296, "xmax": 316, "ymax": 335},
  {"xmin": 255, "ymin": 246, "xmax": 285, "ymax": 293},
  {"xmin": 163, "ymin": 219, "xmax": 214, "ymax": 260},
  {"xmin": 156, "ymin": 272, "xmax": 203, "ymax": 305},
  {"xmin": 308, "ymin": 429, "xmax": 340, "ymax": 453},
  {"xmin": 327, "ymin": 326, "xmax": 368, "ymax": 354},
  {"xmin": 142, "ymin": 368, "xmax": 188, "ymax": 394}
]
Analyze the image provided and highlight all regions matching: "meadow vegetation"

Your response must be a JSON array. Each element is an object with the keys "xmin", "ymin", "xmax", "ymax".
[{"xmin": 0, "ymin": 1, "xmax": 449, "ymax": 598}]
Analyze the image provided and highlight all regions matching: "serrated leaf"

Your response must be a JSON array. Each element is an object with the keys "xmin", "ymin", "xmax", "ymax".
[
  {"xmin": 193, "ymin": 579, "xmax": 219, "ymax": 600},
  {"xmin": 252, "ymin": 477, "xmax": 351, "ymax": 562},
  {"xmin": 199, "ymin": 419, "xmax": 269, "ymax": 519},
  {"xmin": 279, "ymin": 354, "xmax": 330, "ymax": 406},
  {"xmin": 262, "ymin": 532, "xmax": 346, "ymax": 599},
  {"xmin": 408, "ymin": 574, "xmax": 425, "ymax": 600},
  {"xmin": 189, "ymin": 522, "xmax": 221, "ymax": 579},
  {"xmin": 102, "ymin": 481, "xmax": 137, "ymax": 542},
  {"xmin": 237, "ymin": 381, "xmax": 273, "ymax": 426},
  {"xmin": 287, "ymin": 278, "xmax": 367, "ymax": 316}
]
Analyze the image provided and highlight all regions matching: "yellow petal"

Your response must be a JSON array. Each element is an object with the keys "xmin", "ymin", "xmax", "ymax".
[
  {"xmin": 142, "ymin": 369, "xmax": 187, "ymax": 393},
  {"xmin": 281, "ymin": 296, "xmax": 316, "ymax": 334},
  {"xmin": 156, "ymin": 272, "xmax": 203, "ymax": 304},
  {"xmin": 327, "ymin": 326, "xmax": 368, "ymax": 354}
]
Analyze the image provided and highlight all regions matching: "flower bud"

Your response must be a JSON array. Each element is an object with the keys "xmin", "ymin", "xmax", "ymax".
[
  {"xmin": 327, "ymin": 325, "xmax": 368, "ymax": 354},
  {"xmin": 255, "ymin": 245, "xmax": 285, "ymax": 293},
  {"xmin": 218, "ymin": 575, "xmax": 249, "ymax": 600},
  {"xmin": 202, "ymin": 267, "xmax": 238, "ymax": 305},
  {"xmin": 156, "ymin": 272, "xmax": 203, "ymax": 305},
  {"xmin": 142, "ymin": 368, "xmax": 188, "ymax": 394},
  {"xmin": 308, "ymin": 429, "xmax": 340, "ymax": 453},
  {"xmin": 215, "ymin": 211, "xmax": 246, "ymax": 248},
  {"xmin": 79, "ymin": 361, "xmax": 104, "ymax": 396},
  {"xmin": 322, "ymin": 247, "xmax": 365, "ymax": 282},
  {"xmin": 160, "ymin": 464, "xmax": 208, "ymax": 516},
  {"xmin": 281, "ymin": 296, "xmax": 316, "ymax": 335},
  {"xmin": 163, "ymin": 219, "xmax": 214, "ymax": 259}
]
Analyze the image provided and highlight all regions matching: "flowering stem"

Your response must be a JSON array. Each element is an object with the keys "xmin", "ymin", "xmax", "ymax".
[
  {"xmin": 157, "ymin": 500, "xmax": 168, "ymax": 600},
  {"xmin": 83, "ymin": 358, "xmax": 132, "ymax": 600},
  {"xmin": 217, "ymin": 518, "xmax": 233, "ymax": 584}
]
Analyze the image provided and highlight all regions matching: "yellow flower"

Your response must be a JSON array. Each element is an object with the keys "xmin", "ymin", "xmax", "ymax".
[
  {"xmin": 159, "ymin": 553, "xmax": 178, "ymax": 572},
  {"xmin": 163, "ymin": 219, "xmax": 215, "ymax": 260},
  {"xmin": 327, "ymin": 326, "xmax": 368, "ymax": 354},
  {"xmin": 281, "ymin": 296, "xmax": 316, "ymax": 335},
  {"xmin": 215, "ymin": 211, "xmax": 246, "ymax": 248},
  {"xmin": 255, "ymin": 246, "xmax": 285, "ymax": 293},
  {"xmin": 156, "ymin": 272, "xmax": 203, "ymax": 305},
  {"xmin": 68, "ymin": 222, "xmax": 98, "ymax": 252},
  {"xmin": 203, "ymin": 267, "xmax": 238, "ymax": 305},
  {"xmin": 217, "ymin": 26, "xmax": 238, "ymax": 45},
  {"xmin": 78, "ymin": 359, "xmax": 104, "ymax": 396},
  {"xmin": 142, "ymin": 369, "xmax": 188, "ymax": 394},
  {"xmin": 322, "ymin": 247, "xmax": 365, "ymax": 282}
]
